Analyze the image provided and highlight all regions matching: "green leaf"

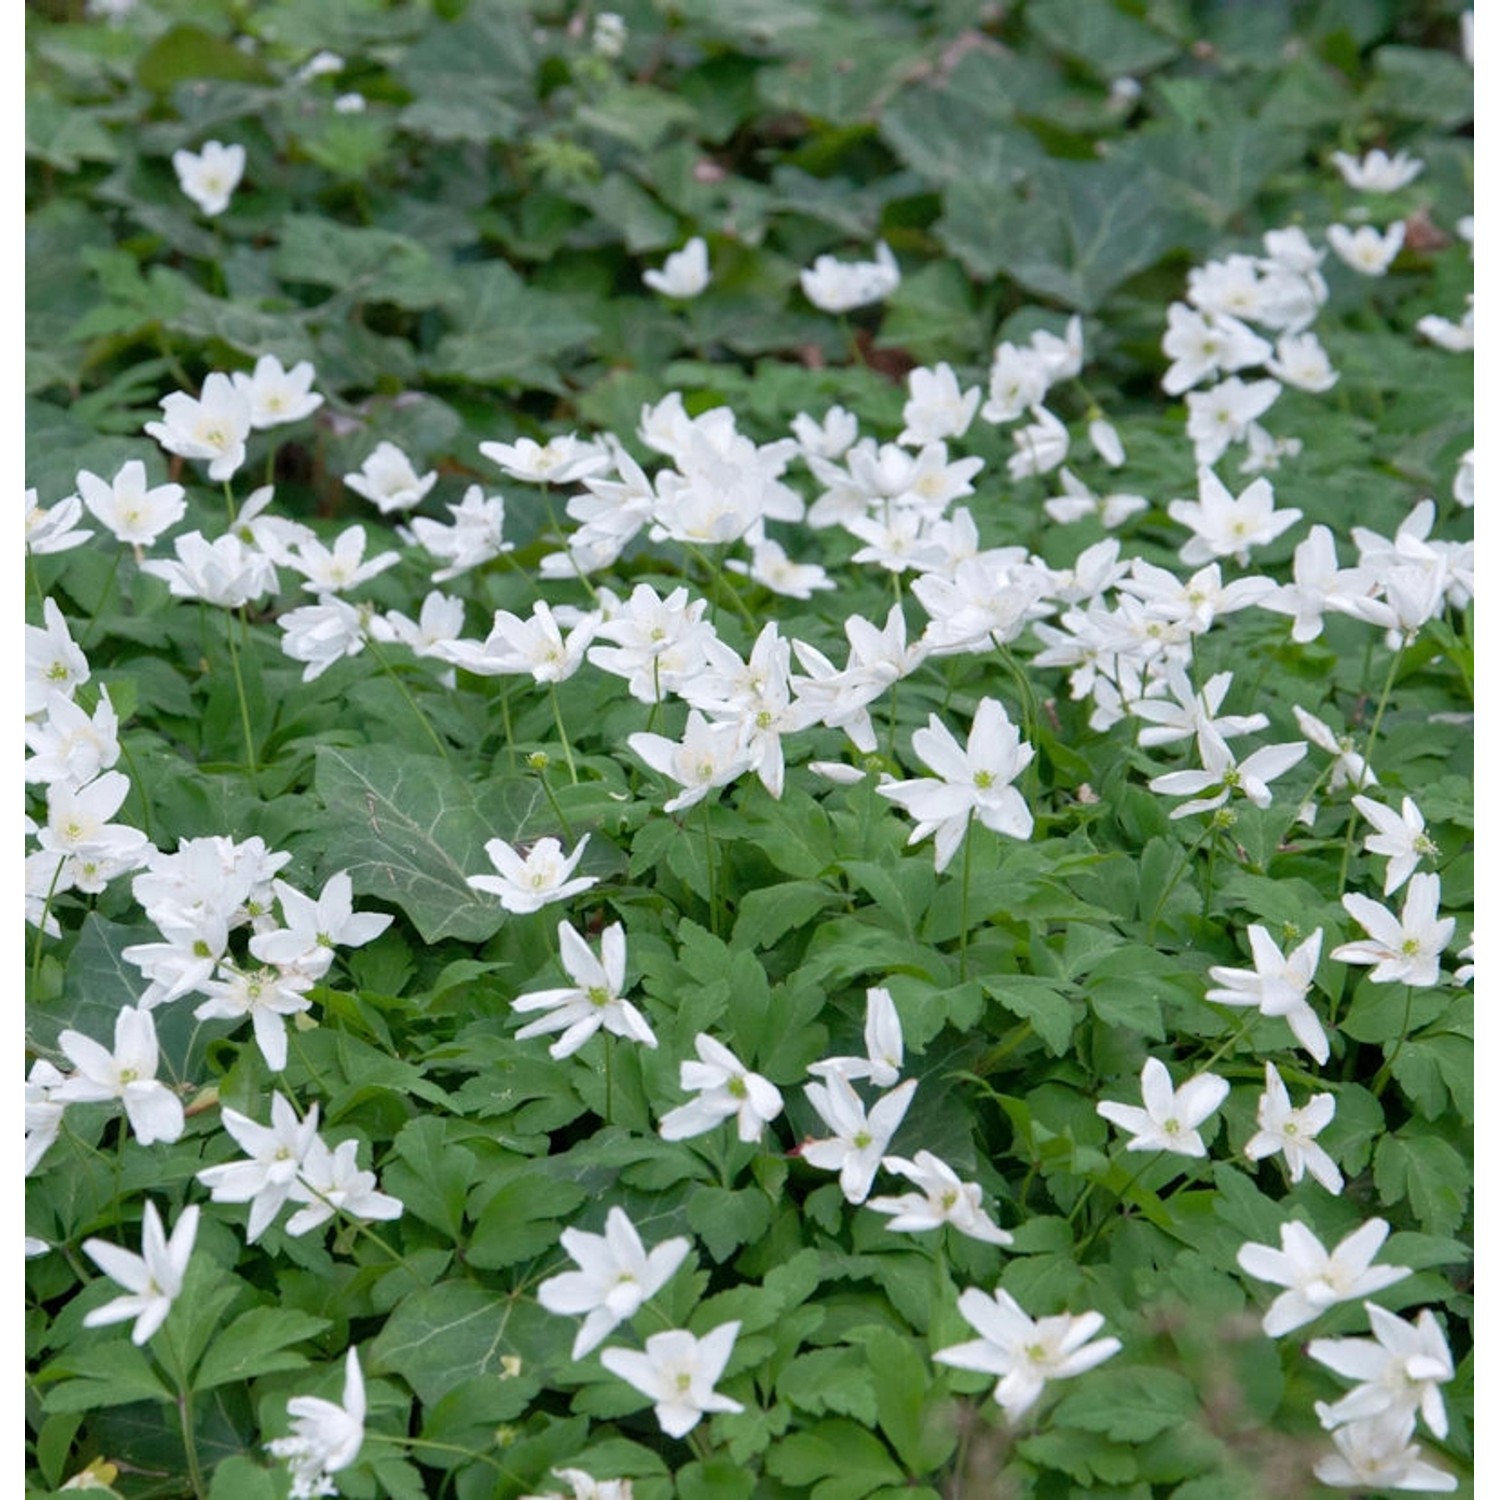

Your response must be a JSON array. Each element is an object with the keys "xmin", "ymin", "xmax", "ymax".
[
  {"xmin": 1052, "ymin": 1366, "xmax": 1201, "ymax": 1441},
  {"xmin": 1027, "ymin": 0, "xmax": 1182, "ymax": 76},
  {"xmin": 981, "ymin": 975, "xmax": 1082, "ymax": 1056},
  {"xmin": 371, "ymin": 1281, "xmax": 545, "ymax": 1406},
  {"xmin": 862, "ymin": 1324, "xmax": 956, "ymax": 1473},
  {"xmin": 776, "ymin": 1347, "xmax": 879, "ymax": 1427},
  {"xmin": 765, "ymin": 1418, "xmax": 905, "ymax": 1500},
  {"xmin": 209, "ymin": 1457, "xmax": 282, "ymax": 1499},
  {"xmin": 466, "ymin": 1168, "xmax": 589, "ymax": 1271},
  {"xmin": 135, "ymin": 25, "xmax": 277, "ymax": 92},
  {"xmin": 383, "ymin": 1117, "xmax": 477, "ymax": 1240},
  {"xmin": 685, "ymin": 1185, "xmax": 774, "ymax": 1263},
  {"xmin": 194, "ymin": 1308, "xmax": 331, "ymax": 1391},
  {"xmin": 731, "ymin": 879, "xmax": 840, "ymax": 951},
  {"xmin": 42, "ymin": 1341, "xmax": 172, "ymax": 1412},
  {"xmin": 676, "ymin": 1459, "xmax": 757, "ymax": 1500},
  {"xmin": 311, "ymin": 746, "xmax": 516, "ymax": 944},
  {"xmin": 1372, "ymin": 1130, "xmax": 1470, "ymax": 1237},
  {"xmin": 940, "ymin": 158, "xmax": 1201, "ymax": 311}
]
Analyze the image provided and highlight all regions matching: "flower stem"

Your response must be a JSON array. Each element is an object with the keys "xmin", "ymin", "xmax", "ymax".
[
  {"xmin": 223, "ymin": 610, "xmax": 258, "ymax": 780},
  {"xmin": 1338, "ymin": 640, "xmax": 1406, "ymax": 896},
  {"xmin": 368, "ymin": 638, "xmax": 449, "ymax": 760},
  {"xmin": 1146, "ymin": 822, "xmax": 1215, "ymax": 939},
  {"xmin": 604, "ymin": 1032, "xmax": 614, "ymax": 1126},
  {"xmin": 221, "ymin": 480, "xmax": 237, "ymax": 527},
  {"xmin": 702, "ymin": 796, "xmax": 720, "ymax": 936},
  {"xmin": 548, "ymin": 681, "xmax": 579, "ymax": 784},
  {"xmin": 79, "ymin": 549, "xmax": 123, "ymax": 652},
  {"xmin": 958, "ymin": 813, "xmax": 975, "ymax": 983},
  {"xmin": 537, "ymin": 761, "xmax": 575, "ymax": 843},
  {"xmin": 29, "ymin": 855, "xmax": 66, "ymax": 987},
  {"xmin": 1371, "ymin": 986, "xmax": 1415, "ymax": 1100},
  {"xmin": 161, "ymin": 1323, "xmax": 206, "ymax": 1500}
]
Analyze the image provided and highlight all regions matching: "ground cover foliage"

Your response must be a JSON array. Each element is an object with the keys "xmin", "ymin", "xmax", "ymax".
[{"xmin": 24, "ymin": 0, "xmax": 1474, "ymax": 1496}]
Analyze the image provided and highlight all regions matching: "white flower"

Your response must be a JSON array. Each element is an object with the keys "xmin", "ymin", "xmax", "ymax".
[
  {"xmin": 802, "ymin": 1074, "xmax": 917, "ymax": 1205},
  {"xmin": 791, "ymin": 405, "xmax": 859, "ymax": 461},
  {"xmin": 800, "ymin": 241, "xmax": 900, "ymax": 313},
  {"xmin": 1131, "ymin": 665, "xmax": 1268, "ymax": 762},
  {"xmin": 592, "ymin": 11, "xmax": 627, "ymax": 57},
  {"xmin": 296, "ymin": 50, "xmax": 344, "ymax": 81},
  {"xmin": 370, "ymin": 590, "xmax": 466, "ymax": 661},
  {"xmin": 1205, "ymin": 925, "xmax": 1329, "ymax": 1064},
  {"xmin": 343, "ymin": 441, "xmax": 437, "ymax": 515},
  {"xmin": 1313, "ymin": 1412, "xmax": 1456, "ymax": 1492},
  {"xmin": 172, "ymin": 140, "xmax": 245, "ymax": 216},
  {"xmin": 139, "ymin": 530, "xmax": 277, "ymax": 607},
  {"xmin": 1096, "ymin": 1057, "xmax": 1228, "ymax": 1157},
  {"xmin": 144, "ymin": 373, "xmax": 253, "ymax": 482},
  {"xmin": 1184, "ymin": 378, "xmax": 1283, "ymax": 467},
  {"xmin": 467, "ymin": 835, "xmax": 597, "ymax": 914},
  {"xmin": 1292, "ymin": 705, "xmax": 1376, "ymax": 793},
  {"xmin": 1147, "ymin": 733, "xmax": 1307, "ymax": 820},
  {"xmin": 1351, "ymin": 796, "xmax": 1437, "ymax": 896},
  {"xmin": 441, "ymin": 600, "xmax": 594, "ymax": 683},
  {"xmin": 1331, "ymin": 149, "xmax": 1424, "ymax": 193},
  {"xmin": 1236, "ymin": 1219, "xmax": 1410, "ymax": 1337},
  {"xmin": 981, "ymin": 344, "xmax": 1052, "ymax": 423},
  {"xmin": 512, "ymin": 921, "xmax": 656, "ymax": 1060},
  {"xmin": 73, "ymin": 461, "xmax": 186, "ymax": 548},
  {"xmin": 1042, "ymin": 469, "xmax": 1149, "ymax": 528},
  {"xmin": 1266, "ymin": 331, "xmax": 1339, "ymax": 393},
  {"xmin": 1160, "ymin": 303, "xmax": 1272, "ymax": 396},
  {"xmin": 54, "ymin": 1007, "xmax": 184, "ymax": 1147},
  {"xmin": 1309, "ymin": 1302, "xmax": 1455, "ymax": 1438},
  {"xmin": 268, "ymin": 1348, "xmax": 366, "ymax": 1499},
  {"xmin": 1167, "ymin": 467, "xmax": 1302, "ymax": 567},
  {"xmin": 876, "ymin": 699, "xmax": 1034, "ymax": 873},
  {"xmin": 588, "ymin": 583, "xmax": 715, "ymax": 703},
  {"xmin": 289, "ymin": 526, "xmax": 400, "ymax": 595},
  {"xmin": 867, "ymin": 1151, "xmax": 1013, "ymax": 1245},
  {"xmin": 806, "ymin": 985, "xmax": 904, "ymax": 1088},
  {"xmin": 1416, "ymin": 307, "xmax": 1474, "ymax": 352},
  {"xmin": 524, "ymin": 1472, "xmax": 634, "ymax": 1500},
  {"xmin": 333, "ymin": 92, "xmax": 365, "ymax": 113},
  {"xmin": 232, "ymin": 355, "xmax": 324, "ymax": 430},
  {"xmin": 1333, "ymin": 873, "xmax": 1454, "ymax": 988},
  {"xmin": 197, "ymin": 1093, "xmax": 321, "ymax": 1243},
  {"xmin": 643, "ymin": 237, "xmax": 710, "ymax": 298},
  {"xmin": 81, "ymin": 1202, "xmax": 199, "ymax": 1345},
  {"xmin": 251, "ymin": 871, "xmax": 393, "ymax": 980},
  {"xmin": 25, "ymin": 1060, "xmax": 67, "ymax": 1176},
  {"xmin": 25, "ymin": 690, "xmax": 121, "ymax": 789},
  {"xmin": 600, "ymin": 1323, "xmax": 744, "ymax": 1438},
  {"xmin": 628, "ymin": 711, "xmax": 755, "ymax": 814},
  {"xmin": 479, "ymin": 434, "xmax": 611, "ymax": 486},
  {"xmin": 1260, "ymin": 525, "xmax": 1376, "ymax": 643},
  {"xmin": 933, "ymin": 1287, "xmax": 1120, "ymax": 1419},
  {"xmin": 26, "ymin": 488, "xmax": 93, "ymax": 555},
  {"xmin": 659, "ymin": 1033, "xmax": 784, "ymax": 1144},
  {"xmin": 1007, "ymin": 406, "xmax": 1069, "ymax": 481},
  {"xmin": 278, "ymin": 598, "xmax": 369, "ymax": 681},
  {"xmin": 725, "ymin": 538, "xmax": 835, "ymax": 599},
  {"xmin": 899, "ymin": 362, "xmax": 981, "ymax": 445},
  {"xmin": 406, "ymin": 485, "xmax": 512, "ymax": 580},
  {"xmin": 194, "ymin": 965, "xmax": 313, "ymax": 1072},
  {"xmin": 1327, "ymin": 222, "xmax": 1406, "ymax": 276},
  {"xmin": 1244, "ymin": 1063, "xmax": 1341, "ymax": 1192},
  {"xmin": 538, "ymin": 1207, "xmax": 691, "ymax": 1358},
  {"xmin": 285, "ymin": 1136, "xmax": 404, "ymax": 1238}
]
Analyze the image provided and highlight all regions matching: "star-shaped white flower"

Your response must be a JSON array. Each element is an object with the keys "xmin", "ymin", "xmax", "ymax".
[
  {"xmin": 196, "ymin": 1093, "xmax": 321, "ymax": 1243},
  {"xmin": 801, "ymin": 1074, "xmax": 917, "ymax": 1205},
  {"xmin": 1167, "ymin": 466, "xmax": 1301, "ymax": 566},
  {"xmin": 1236, "ymin": 1218, "xmax": 1410, "ymax": 1337},
  {"xmin": 82, "ymin": 1201, "xmax": 199, "ymax": 1345},
  {"xmin": 658, "ymin": 1034, "xmax": 784, "ymax": 1144},
  {"xmin": 467, "ymin": 835, "xmax": 597, "ymax": 914},
  {"xmin": 512, "ymin": 921, "xmax": 656, "ymax": 1059},
  {"xmin": 1332, "ymin": 873, "xmax": 1454, "ymax": 989},
  {"xmin": 1244, "ymin": 1063, "xmax": 1342, "ymax": 1193},
  {"xmin": 806, "ymin": 985, "xmax": 904, "ymax": 1088},
  {"xmin": 54, "ymin": 1006, "xmax": 185, "ymax": 1147},
  {"xmin": 1350, "ymin": 796, "xmax": 1438, "ymax": 896},
  {"xmin": 1313, "ymin": 1411, "xmax": 1455, "ymax": 1492},
  {"xmin": 1205, "ymin": 924, "xmax": 1328, "ymax": 1064},
  {"xmin": 867, "ymin": 1151, "xmax": 1013, "ymax": 1245},
  {"xmin": 268, "ymin": 1347, "xmax": 366, "ymax": 1500},
  {"xmin": 600, "ymin": 1323, "xmax": 745, "ymax": 1438},
  {"xmin": 933, "ymin": 1287, "xmax": 1120, "ymax": 1420},
  {"xmin": 538, "ymin": 1207, "xmax": 692, "ymax": 1359},
  {"xmin": 1096, "ymin": 1057, "xmax": 1228, "ymax": 1157}
]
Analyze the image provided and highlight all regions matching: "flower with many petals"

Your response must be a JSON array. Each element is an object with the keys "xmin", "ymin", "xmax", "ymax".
[
  {"xmin": 82, "ymin": 1202, "xmax": 199, "ymax": 1345},
  {"xmin": 1236, "ymin": 1218, "xmax": 1410, "ymax": 1337},
  {"xmin": 1244, "ymin": 1062, "xmax": 1342, "ymax": 1192},
  {"xmin": 513, "ymin": 921, "xmax": 656, "ymax": 1059},
  {"xmin": 1096, "ymin": 1057, "xmax": 1228, "ymax": 1157},
  {"xmin": 600, "ymin": 1324, "xmax": 744, "ymax": 1438},
  {"xmin": 467, "ymin": 835, "xmax": 596, "ymax": 914}
]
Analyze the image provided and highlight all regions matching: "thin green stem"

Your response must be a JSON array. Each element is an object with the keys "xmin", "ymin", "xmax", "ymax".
[
  {"xmin": 79, "ymin": 550, "xmax": 123, "ymax": 651},
  {"xmin": 702, "ymin": 795, "xmax": 720, "ymax": 937},
  {"xmin": 221, "ymin": 480, "xmax": 237, "ymax": 527},
  {"xmin": 381, "ymin": 1434, "xmax": 514, "ymax": 1479},
  {"xmin": 1196, "ymin": 1014, "xmax": 1261, "ymax": 1075},
  {"xmin": 1201, "ymin": 832, "xmax": 1220, "ymax": 920},
  {"xmin": 223, "ymin": 611, "xmax": 258, "ymax": 781},
  {"xmin": 264, "ymin": 441, "xmax": 279, "ymax": 489},
  {"xmin": 28, "ymin": 552, "xmax": 45, "ymax": 614},
  {"xmin": 1337, "ymin": 640, "xmax": 1406, "ymax": 896},
  {"xmin": 117, "ymin": 736, "xmax": 153, "ymax": 844},
  {"xmin": 368, "ymin": 638, "xmax": 449, "ymax": 760},
  {"xmin": 958, "ymin": 814, "xmax": 975, "ymax": 983},
  {"xmin": 161, "ymin": 1322, "xmax": 206, "ymax": 1500},
  {"xmin": 604, "ymin": 1032, "xmax": 614, "ymax": 1126},
  {"xmin": 537, "ymin": 762, "xmax": 575, "ymax": 842},
  {"xmin": 548, "ymin": 681, "xmax": 578, "ymax": 784},
  {"xmin": 499, "ymin": 682, "xmax": 518, "ymax": 772},
  {"xmin": 1371, "ymin": 987, "xmax": 1415, "ymax": 1100},
  {"xmin": 1146, "ymin": 822, "xmax": 1215, "ymax": 937},
  {"xmin": 685, "ymin": 541, "xmax": 756, "ymax": 629},
  {"xmin": 30, "ymin": 855, "xmax": 66, "ymax": 987}
]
